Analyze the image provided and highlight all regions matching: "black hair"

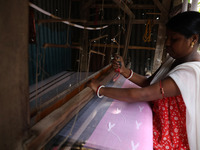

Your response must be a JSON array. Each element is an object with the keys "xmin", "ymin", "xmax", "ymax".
[{"xmin": 166, "ymin": 11, "xmax": 200, "ymax": 43}]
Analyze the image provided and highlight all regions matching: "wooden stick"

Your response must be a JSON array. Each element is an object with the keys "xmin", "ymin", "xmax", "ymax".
[
  {"xmin": 43, "ymin": 43, "xmax": 83, "ymax": 50},
  {"xmin": 90, "ymin": 35, "xmax": 108, "ymax": 43},
  {"xmin": 38, "ymin": 19, "xmax": 87, "ymax": 24},
  {"xmin": 89, "ymin": 50, "xmax": 105, "ymax": 56}
]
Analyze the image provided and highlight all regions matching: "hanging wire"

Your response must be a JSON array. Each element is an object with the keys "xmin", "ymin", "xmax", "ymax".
[{"xmin": 29, "ymin": 2, "xmax": 108, "ymax": 30}]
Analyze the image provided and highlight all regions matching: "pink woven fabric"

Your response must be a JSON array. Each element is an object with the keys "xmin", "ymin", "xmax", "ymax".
[{"xmin": 85, "ymin": 79, "xmax": 153, "ymax": 150}]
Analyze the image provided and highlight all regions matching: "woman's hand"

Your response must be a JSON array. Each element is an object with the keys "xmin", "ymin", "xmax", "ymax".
[
  {"xmin": 112, "ymin": 54, "xmax": 126, "ymax": 73},
  {"xmin": 87, "ymin": 79, "xmax": 100, "ymax": 93}
]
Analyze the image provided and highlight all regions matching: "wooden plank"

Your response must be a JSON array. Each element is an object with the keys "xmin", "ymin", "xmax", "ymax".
[
  {"xmin": 25, "ymin": 66, "xmax": 116, "ymax": 150},
  {"xmin": 91, "ymin": 43, "xmax": 155, "ymax": 50}
]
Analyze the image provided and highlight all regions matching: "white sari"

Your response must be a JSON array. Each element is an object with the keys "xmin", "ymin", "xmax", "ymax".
[{"xmin": 151, "ymin": 56, "xmax": 200, "ymax": 150}]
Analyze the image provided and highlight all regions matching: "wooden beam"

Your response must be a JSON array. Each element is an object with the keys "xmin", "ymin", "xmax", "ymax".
[
  {"xmin": 38, "ymin": 19, "xmax": 87, "ymax": 24},
  {"xmin": 112, "ymin": 0, "xmax": 135, "ymax": 18},
  {"xmin": 152, "ymin": 0, "xmax": 171, "ymax": 73},
  {"xmin": 38, "ymin": 19, "xmax": 161, "ymax": 26},
  {"xmin": 80, "ymin": 0, "xmax": 90, "ymax": 72},
  {"xmin": 43, "ymin": 43, "xmax": 83, "ymax": 50},
  {"xmin": 91, "ymin": 43, "xmax": 155, "ymax": 50},
  {"xmin": 86, "ymin": 19, "xmax": 160, "ymax": 25},
  {"xmin": 123, "ymin": 17, "xmax": 133, "ymax": 59},
  {"xmin": 91, "ymin": 4, "xmax": 156, "ymax": 9}
]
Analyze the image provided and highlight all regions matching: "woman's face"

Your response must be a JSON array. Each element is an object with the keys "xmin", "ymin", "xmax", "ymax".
[{"xmin": 165, "ymin": 29, "xmax": 193, "ymax": 59}]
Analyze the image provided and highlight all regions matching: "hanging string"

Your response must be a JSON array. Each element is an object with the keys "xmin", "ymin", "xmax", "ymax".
[
  {"xmin": 55, "ymin": 0, "xmax": 83, "ymax": 148},
  {"xmin": 29, "ymin": 2, "xmax": 108, "ymax": 31},
  {"xmin": 143, "ymin": 19, "xmax": 153, "ymax": 42}
]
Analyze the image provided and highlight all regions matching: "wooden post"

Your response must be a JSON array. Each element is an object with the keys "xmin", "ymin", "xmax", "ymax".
[
  {"xmin": 191, "ymin": 0, "xmax": 198, "ymax": 11},
  {"xmin": 0, "ymin": 0, "xmax": 29, "ymax": 149},
  {"xmin": 123, "ymin": 17, "xmax": 133, "ymax": 60},
  {"xmin": 152, "ymin": 23, "xmax": 166, "ymax": 73},
  {"xmin": 182, "ymin": 0, "xmax": 188, "ymax": 12},
  {"xmin": 79, "ymin": 0, "xmax": 93, "ymax": 72},
  {"xmin": 112, "ymin": 0, "xmax": 135, "ymax": 61},
  {"xmin": 152, "ymin": 0, "xmax": 171, "ymax": 73}
]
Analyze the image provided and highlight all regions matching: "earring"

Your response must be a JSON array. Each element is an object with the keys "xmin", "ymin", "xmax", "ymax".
[{"xmin": 191, "ymin": 41, "xmax": 195, "ymax": 48}]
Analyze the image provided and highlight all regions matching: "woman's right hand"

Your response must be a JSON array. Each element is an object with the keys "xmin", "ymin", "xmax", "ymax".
[{"xmin": 112, "ymin": 54, "xmax": 126, "ymax": 73}]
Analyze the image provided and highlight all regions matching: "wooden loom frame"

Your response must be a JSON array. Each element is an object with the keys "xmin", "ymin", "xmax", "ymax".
[{"xmin": 25, "ymin": 64, "xmax": 118, "ymax": 150}]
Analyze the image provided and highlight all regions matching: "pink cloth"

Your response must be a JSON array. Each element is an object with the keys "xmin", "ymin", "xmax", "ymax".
[{"xmin": 85, "ymin": 79, "xmax": 153, "ymax": 150}]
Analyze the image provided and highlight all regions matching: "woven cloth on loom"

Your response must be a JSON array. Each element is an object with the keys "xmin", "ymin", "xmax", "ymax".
[{"xmin": 85, "ymin": 79, "xmax": 153, "ymax": 150}]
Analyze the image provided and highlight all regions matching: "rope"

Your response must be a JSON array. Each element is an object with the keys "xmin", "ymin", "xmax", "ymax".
[
  {"xmin": 143, "ymin": 19, "xmax": 153, "ymax": 42},
  {"xmin": 29, "ymin": 2, "xmax": 108, "ymax": 30}
]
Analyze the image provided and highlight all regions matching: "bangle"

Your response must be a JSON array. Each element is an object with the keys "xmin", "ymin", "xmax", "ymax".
[
  {"xmin": 96, "ymin": 85, "xmax": 105, "ymax": 98},
  {"xmin": 126, "ymin": 69, "xmax": 134, "ymax": 80}
]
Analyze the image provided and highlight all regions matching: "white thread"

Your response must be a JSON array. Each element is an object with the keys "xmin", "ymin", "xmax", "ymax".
[
  {"xmin": 29, "ymin": 2, "xmax": 108, "ymax": 30},
  {"xmin": 97, "ymin": 85, "xmax": 105, "ymax": 98},
  {"xmin": 131, "ymin": 141, "xmax": 139, "ymax": 150},
  {"xmin": 127, "ymin": 69, "xmax": 134, "ymax": 80},
  {"xmin": 107, "ymin": 122, "xmax": 121, "ymax": 142},
  {"xmin": 136, "ymin": 120, "xmax": 142, "ymax": 130},
  {"xmin": 139, "ymin": 106, "xmax": 144, "ymax": 112}
]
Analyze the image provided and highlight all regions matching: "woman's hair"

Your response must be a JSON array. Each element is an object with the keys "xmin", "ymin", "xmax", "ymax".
[{"xmin": 166, "ymin": 11, "xmax": 200, "ymax": 43}]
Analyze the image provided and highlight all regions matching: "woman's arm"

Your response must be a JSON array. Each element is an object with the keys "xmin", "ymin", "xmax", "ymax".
[
  {"xmin": 120, "ymin": 68, "xmax": 152, "ymax": 87},
  {"xmin": 88, "ymin": 77, "xmax": 181, "ymax": 102},
  {"xmin": 112, "ymin": 55, "xmax": 151, "ymax": 87}
]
